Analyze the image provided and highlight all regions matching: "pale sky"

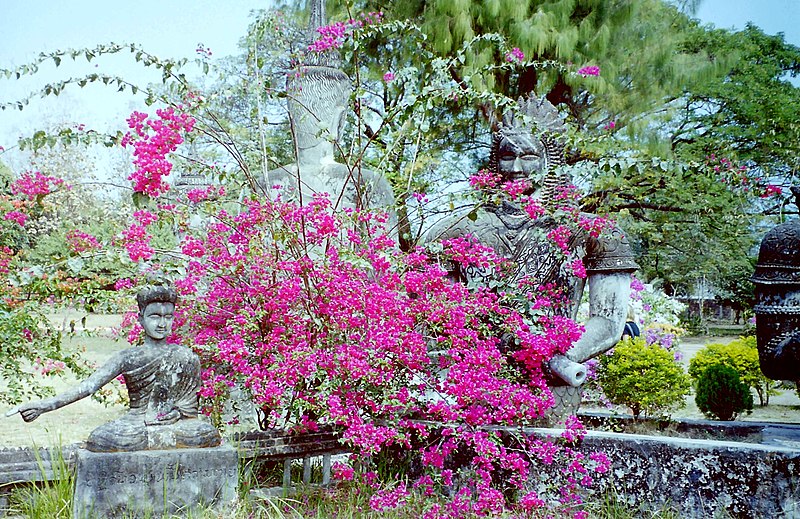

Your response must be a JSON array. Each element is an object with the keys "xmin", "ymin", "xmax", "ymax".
[{"xmin": 0, "ymin": 0, "xmax": 797, "ymax": 152}]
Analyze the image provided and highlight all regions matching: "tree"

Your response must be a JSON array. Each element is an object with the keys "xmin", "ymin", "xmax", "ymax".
[{"xmin": 671, "ymin": 25, "xmax": 800, "ymax": 190}]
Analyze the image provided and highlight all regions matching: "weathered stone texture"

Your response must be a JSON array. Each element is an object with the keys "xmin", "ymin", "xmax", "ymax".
[
  {"xmin": 71, "ymin": 445, "xmax": 237, "ymax": 519},
  {"xmin": 563, "ymin": 429, "xmax": 800, "ymax": 518}
]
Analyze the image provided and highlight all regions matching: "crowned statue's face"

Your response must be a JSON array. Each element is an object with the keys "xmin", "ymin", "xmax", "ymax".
[{"xmin": 496, "ymin": 131, "xmax": 547, "ymax": 185}]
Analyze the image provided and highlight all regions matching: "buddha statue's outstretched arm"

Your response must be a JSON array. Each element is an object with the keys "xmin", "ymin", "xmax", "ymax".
[
  {"xmin": 8, "ymin": 352, "xmax": 127, "ymax": 422},
  {"xmin": 549, "ymin": 272, "xmax": 631, "ymax": 386}
]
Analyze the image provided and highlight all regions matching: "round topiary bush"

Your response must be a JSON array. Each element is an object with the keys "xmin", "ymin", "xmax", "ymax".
[
  {"xmin": 598, "ymin": 337, "xmax": 691, "ymax": 419},
  {"xmin": 694, "ymin": 363, "xmax": 754, "ymax": 421}
]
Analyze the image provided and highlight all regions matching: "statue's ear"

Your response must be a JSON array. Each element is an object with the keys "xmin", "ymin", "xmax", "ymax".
[{"xmin": 335, "ymin": 106, "xmax": 347, "ymax": 143}]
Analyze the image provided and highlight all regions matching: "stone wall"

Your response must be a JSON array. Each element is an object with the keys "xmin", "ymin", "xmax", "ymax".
[{"xmin": 531, "ymin": 427, "xmax": 800, "ymax": 518}]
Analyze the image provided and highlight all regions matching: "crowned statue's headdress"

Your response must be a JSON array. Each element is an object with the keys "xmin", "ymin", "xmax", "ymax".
[{"xmin": 490, "ymin": 95, "xmax": 569, "ymax": 207}]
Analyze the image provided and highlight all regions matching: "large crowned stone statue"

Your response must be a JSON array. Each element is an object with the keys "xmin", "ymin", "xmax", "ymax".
[
  {"xmin": 259, "ymin": 0, "xmax": 396, "ymax": 232},
  {"xmin": 426, "ymin": 95, "xmax": 638, "ymax": 413},
  {"xmin": 9, "ymin": 285, "xmax": 221, "ymax": 452}
]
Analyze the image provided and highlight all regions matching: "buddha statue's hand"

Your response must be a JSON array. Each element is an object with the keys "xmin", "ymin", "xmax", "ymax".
[
  {"xmin": 14, "ymin": 399, "xmax": 56, "ymax": 422},
  {"xmin": 147, "ymin": 408, "xmax": 181, "ymax": 426}
]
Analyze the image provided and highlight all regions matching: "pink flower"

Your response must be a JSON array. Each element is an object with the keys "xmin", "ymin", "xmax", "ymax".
[
  {"xmin": 11, "ymin": 171, "xmax": 64, "ymax": 200},
  {"xmin": 577, "ymin": 65, "xmax": 600, "ymax": 77},
  {"xmin": 181, "ymin": 236, "xmax": 206, "ymax": 258},
  {"xmin": 547, "ymin": 225, "xmax": 572, "ymax": 252},
  {"xmin": 332, "ymin": 461, "xmax": 354, "ymax": 481},
  {"xmin": 3, "ymin": 211, "xmax": 27, "ymax": 226},
  {"xmin": 505, "ymin": 47, "xmax": 525, "ymax": 62},
  {"xmin": 503, "ymin": 179, "xmax": 530, "ymax": 199},
  {"xmin": 524, "ymin": 198, "xmax": 545, "ymax": 219},
  {"xmin": 122, "ymin": 107, "xmax": 195, "ymax": 198},
  {"xmin": 114, "ymin": 278, "xmax": 135, "ymax": 291},
  {"xmin": 383, "ymin": 72, "xmax": 395, "ymax": 82},
  {"xmin": 603, "ymin": 120, "xmax": 616, "ymax": 131},
  {"xmin": 133, "ymin": 209, "xmax": 158, "ymax": 227},
  {"xmin": 570, "ymin": 257, "xmax": 587, "ymax": 279},
  {"xmin": 469, "ymin": 169, "xmax": 502, "ymax": 189}
]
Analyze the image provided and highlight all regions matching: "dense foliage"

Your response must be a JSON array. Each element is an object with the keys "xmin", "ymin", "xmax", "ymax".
[
  {"xmin": 688, "ymin": 336, "xmax": 775, "ymax": 406},
  {"xmin": 694, "ymin": 363, "xmax": 754, "ymax": 421},
  {"xmin": 597, "ymin": 336, "xmax": 691, "ymax": 419}
]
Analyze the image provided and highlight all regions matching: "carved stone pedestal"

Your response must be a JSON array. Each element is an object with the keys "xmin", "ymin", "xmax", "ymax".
[{"xmin": 72, "ymin": 445, "xmax": 238, "ymax": 518}]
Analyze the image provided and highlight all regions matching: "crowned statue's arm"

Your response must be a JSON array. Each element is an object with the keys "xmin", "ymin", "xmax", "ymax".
[
  {"xmin": 548, "ymin": 271, "xmax": 631, "ymax": 385},
  {"xmin": 426, "ymin": 94, "xmax": 635, "ymax": 387}
]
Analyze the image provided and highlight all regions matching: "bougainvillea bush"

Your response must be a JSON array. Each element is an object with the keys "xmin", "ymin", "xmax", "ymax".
[
  {"xmin": 160, "ymin": 187, "xmax": 610, "ymax": 517},
  {"xmin": 0, "ymin": 170, "xmax": 94, "ymax": 405}
]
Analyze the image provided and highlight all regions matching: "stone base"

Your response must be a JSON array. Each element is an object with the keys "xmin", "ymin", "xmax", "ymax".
[{"xmin": 72, "ymin": 445, "xmax": 237, "ymax": 519}]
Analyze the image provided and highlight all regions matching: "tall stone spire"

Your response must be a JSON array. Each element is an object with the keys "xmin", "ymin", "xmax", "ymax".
[
  {"xmin": 303, "ymin": 0, "xmax": 339, "ymax": 68},
  {"xmin": 307, "ymin": 0, "xmax": 327, "ymax": 40}
]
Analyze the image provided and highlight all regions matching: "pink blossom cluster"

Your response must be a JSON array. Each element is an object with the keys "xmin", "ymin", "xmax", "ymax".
[
  {"xmin": 307, "ymin": 11, "xmax": 383, "ymax": 53},
  {"xmin": 502, "ymin": 178, "xmax": 531, "ymax": 199},
  {"xmin": 468, "ymin": 169, "xmax": 502, "ymax": 190},
  {"xmin": 66, "ymin": 229, "xmax": 101, "ymax": 253},
  {"xmin": 707, "ymin": 154, "xmax": 782, "ymax": 198},
  {"xmin": 577, "ymin": 65, "xmax": 600, "ymax": 77},
  {"xmin": 505, "ymin": 47, "xmax": 525, "ymax": 62},
  {"xmin": 120, "ymin": 108, "xmax": 195, "ymax": 198},
  {"xmin": 186, "ymin": 185, "xmax": 225, "ymax": 203},
  {"xmin": 166, "ymin": 193, "xmax": 602, "ymax": 516},
  {"xmin": 547, "ymin": 225, "xmax": 572, "ymax": 253},
  {"xmin": 34, "ymin": 357, "xmax": 66, "ymax": 375},
  {"xmin": 3, "ymin": 211, "xmax": 27, "ymax": 226},
  {"xmin": 578, "ymin": 215, "xmax": 613, "ymax": 238},
  {"xmin": 118, "ymin": 223, "xmax": 154, "ymax": 262},
  {"xmin": 11, "ymin": 171, "xmax": 64, "ymax": 200},
  {"xmin": 114, "ymin": 278, "xmax": 135, "ymax": 291}
]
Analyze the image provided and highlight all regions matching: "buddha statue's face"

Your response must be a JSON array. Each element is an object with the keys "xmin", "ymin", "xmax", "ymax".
[
  {"xmin": 496, "ymin": 131, "xmax": 547, "ymax": 184},
  {"xmin": 139, "ymin": 302, "xmax": 175, "ymax": 342}
]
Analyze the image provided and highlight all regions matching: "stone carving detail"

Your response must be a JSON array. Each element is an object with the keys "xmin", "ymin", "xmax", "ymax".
[
  {"xmin": 427, "ymin": 94, "xmax": 637, "ymax": 390},
  {"xmin": 8, "ymin": 285, "xmax": 221, "ymax": 452},
  {"xmin": 752, "ymin": 187, "xmax": 800, "ymax": 382},
  {"xmin": 259, "ymin": 0, "xmax": 397, "ymax": 233}
]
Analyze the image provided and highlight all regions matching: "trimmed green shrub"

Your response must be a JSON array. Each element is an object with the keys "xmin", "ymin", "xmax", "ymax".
[
  {"xmin": 598, "ymin": 337, "xmax": 691, "ymax": 419},
  {"xmin": 688, "ymin": 336, "xmax": 775, "ymax": 406},
  {"xmin": 694, "ymin": 364, "xmax": 754, "ymax": 421}
]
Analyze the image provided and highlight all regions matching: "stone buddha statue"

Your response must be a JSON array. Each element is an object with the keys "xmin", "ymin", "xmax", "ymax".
[
  {"xmin": 259, "ymin": 0, "xmax": 397, "ymax": 233},
  {"xmin": 426, "ymin": 95, "xmax": 637, "ymax": 407},
  {"xmin": 9, "ymin": 285, "xmax": 221, "ymax": 452}
]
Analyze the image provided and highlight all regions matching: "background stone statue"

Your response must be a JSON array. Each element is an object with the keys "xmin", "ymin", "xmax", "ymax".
[
  {"xmin": 426, "ymin": 95, "xmax": 637, "ymax": 401},
  {"xmin": 7, "ymin": 285, "xmax": 221, "ymax": 452},
  {"xmin": 259, "ymin": 0, "xmax": 397, "ymax": 234}
]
